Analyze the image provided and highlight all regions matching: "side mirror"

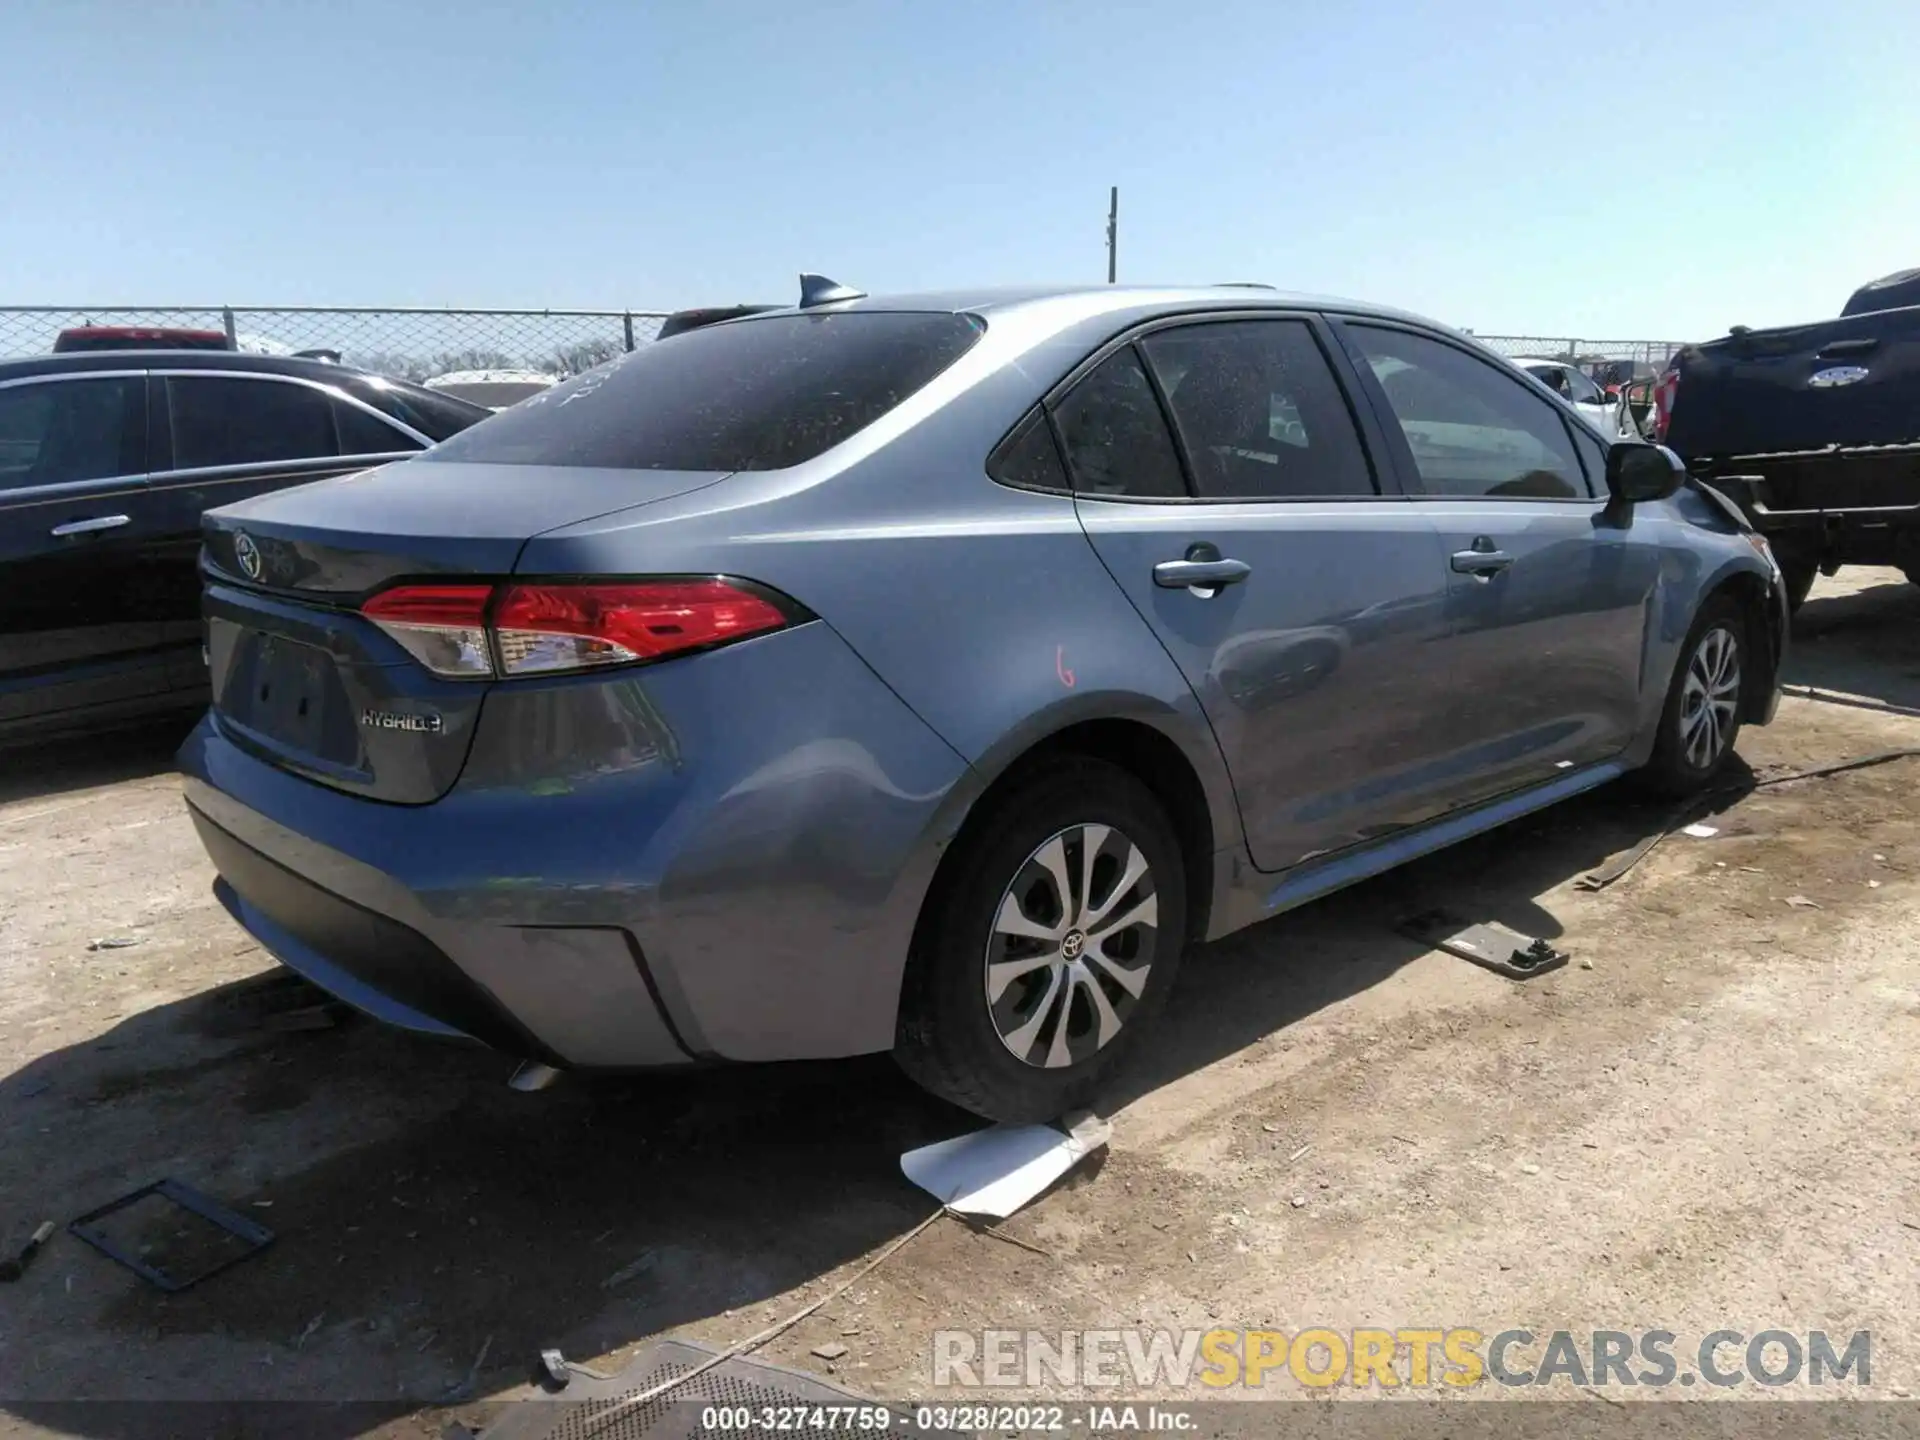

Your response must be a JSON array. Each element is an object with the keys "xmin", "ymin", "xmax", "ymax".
[{"xmin": 1605, "ymin": 441, "xmax": 1686, "ymax": 504}]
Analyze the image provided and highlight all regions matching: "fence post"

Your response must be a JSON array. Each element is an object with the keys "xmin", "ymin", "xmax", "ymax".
[
  {"xmin": 222, "ymin": 307, "xmax": 237, "ymax": 347},
  {"xmin": 623, "ymin": 311, "xmax": 635, "ymax": 352}
]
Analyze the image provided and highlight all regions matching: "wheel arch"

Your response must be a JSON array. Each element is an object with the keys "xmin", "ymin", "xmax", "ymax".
[
  {"xmin": 911, "ymin": 707, "xmax": 1231, "ymax": 974},
  {"xmin": 1701, "ymin": 562, "xmax": 1783, "ymax": 722}
]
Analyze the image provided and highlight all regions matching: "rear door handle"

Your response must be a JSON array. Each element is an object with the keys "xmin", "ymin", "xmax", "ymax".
[
  {"xmin": 1451, "ymin": 548, "xmax": 1514, "ymax": 576},
  {"xmin": 50, "ymin": 514, "xmax": 131, "ymax": 538},
  {"xmin": 1154, "ymin": 558, "xmax": 1252, "ymax": 590}
]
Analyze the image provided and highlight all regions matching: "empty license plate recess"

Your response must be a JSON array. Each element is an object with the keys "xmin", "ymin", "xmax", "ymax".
[{"xmin": 221, "ymin": 630, "xmax": 355, "ymax": 761}]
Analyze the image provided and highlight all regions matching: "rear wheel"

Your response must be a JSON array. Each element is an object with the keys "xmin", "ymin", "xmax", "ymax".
[
  {"xmin": 1638, "ymin": 595, "xmax": 1748, "ymax": 798},
  {"xmin": 894, "ymin": 759, "xmax": 1187, "ymax": 1123}
]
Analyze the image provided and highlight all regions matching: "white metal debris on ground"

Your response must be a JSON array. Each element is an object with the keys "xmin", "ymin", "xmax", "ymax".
[{"xmin": 900, "ymin": 1111, "xmax": 1112, "ymax": 1220}]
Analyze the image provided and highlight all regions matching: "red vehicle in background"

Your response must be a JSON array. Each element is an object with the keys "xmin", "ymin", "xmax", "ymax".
[{"xmin": 53, "ymin": 325, "xmax": 232, "ymax": 353}]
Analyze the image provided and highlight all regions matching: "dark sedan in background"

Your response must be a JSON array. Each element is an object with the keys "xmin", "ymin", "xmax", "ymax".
[{"xmin": 0, "ymin": 351, "xmax": 487, "ymax": 743}]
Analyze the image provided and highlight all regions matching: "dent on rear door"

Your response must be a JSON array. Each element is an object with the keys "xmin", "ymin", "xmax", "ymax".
[{"xmin": 1077, "ymin": 499, "xmax": 1460, "ymax": 869}]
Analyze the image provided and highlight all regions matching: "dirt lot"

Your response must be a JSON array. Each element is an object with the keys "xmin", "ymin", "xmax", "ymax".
[{"xmin": 3, "ymin": 571, "xmax": 1919, "ymax": 1432}]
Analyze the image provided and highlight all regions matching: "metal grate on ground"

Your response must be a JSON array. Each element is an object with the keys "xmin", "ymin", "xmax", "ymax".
[{"xmin": 477, "ymin": 1339, "xmax": 965, "ymax": 1440}]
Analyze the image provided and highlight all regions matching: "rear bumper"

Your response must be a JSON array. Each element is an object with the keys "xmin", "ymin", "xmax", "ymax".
[
  {"xmin": 195, "ymin": 808, "xmax": 569, "ymax": 1059},
  {"xmin": 187, "ymin": 787, "xmax": 696, "ymax": 1067},
  {"xmin": 178, "ymin": 620, "xmax": 976, "ymax": 1068}
]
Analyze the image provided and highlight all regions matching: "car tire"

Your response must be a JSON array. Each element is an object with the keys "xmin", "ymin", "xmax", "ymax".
[
  {"xmin": 1780, "ymin": 558, "xmax": 1817, "ymax": 613},
  {"xmin": 1637, "ymin": 594, "xmax": 1749, "ymax": 799},
  {"xmin": 894, "ymin": 758, "xmax": 1188, "ymax": 1123}
]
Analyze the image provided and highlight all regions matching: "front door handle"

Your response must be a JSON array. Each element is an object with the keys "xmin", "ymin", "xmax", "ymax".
[
  {"xmin": 50, "ymin": 514, "xmax": 131, "ymax": 538},
  {"xmin": 1451, "ymin": 544, "xmax": 1514, "ymax": 576},
  {"xmin": 1154, "ymin": 558, "xmax": 1252, "ymax": 590}
]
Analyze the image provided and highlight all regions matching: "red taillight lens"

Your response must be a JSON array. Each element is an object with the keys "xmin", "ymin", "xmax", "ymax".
[
  {"xmin": 1652, "ymin": 367, "xmax": 1679, "ymax": 441},
  {"xmin": 361, "ymin": 585, "xmax": 493, "ymax": 628},
  {"xmin": 361, "ymin": 584, "xmax": 495, "ymax": 678},
  {"xmin": 493, "ymin": 581, "xmax": 790, "ymax": 676},
  {"xmin": 358, "ymin": 579, "xmax": 794, "ymax": 680}
]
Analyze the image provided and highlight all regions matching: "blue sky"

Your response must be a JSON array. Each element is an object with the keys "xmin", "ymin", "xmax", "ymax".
[{"xmin": 3, "ymin": 0, "xmax": 1915, "ymax": 340}]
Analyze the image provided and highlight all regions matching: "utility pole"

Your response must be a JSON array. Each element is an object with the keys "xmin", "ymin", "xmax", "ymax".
[{"xmin": 1106, "ymin": 187, "xmax": 1118, "ymax": 284}]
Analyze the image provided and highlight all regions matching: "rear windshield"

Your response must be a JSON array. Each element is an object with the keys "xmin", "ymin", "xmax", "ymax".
[{"xmin": 423, "ymin": 311, "xmax": 984, "ymax": 472}]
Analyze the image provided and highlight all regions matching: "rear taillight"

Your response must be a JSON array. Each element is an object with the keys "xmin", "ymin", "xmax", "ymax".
[
  {"xmin": 360, "ymin": 579, "xmax": 797, "ymax": 680},
  {"xmin": 361, "ymin": 584, "xmax": 494, "ymax": 678},
  {"xmin": 493, "ymin": 581, "xmax": 790, "ymax": 676},
  {"xmin": 1652, "ymin": 365, "xmax": 1679, "ymax": 441}
]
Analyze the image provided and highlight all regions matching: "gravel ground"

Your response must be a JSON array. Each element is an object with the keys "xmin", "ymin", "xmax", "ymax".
[{"xmin": 2, "ymin": 570, "xmax": 1917, "ymax": 1435}]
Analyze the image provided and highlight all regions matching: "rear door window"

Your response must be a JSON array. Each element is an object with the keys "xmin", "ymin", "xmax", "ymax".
[
  {"xmin": 1052, "ymin": 348, "xmax": 1188, "ymax": 499},
  {"xmin": 0, "ymin": 378, "xmax": 145, "ymax": 491},
  {"xmin": 424, "ymin": 312, "xmax": 984, "ymax": 472},
  {"xmin": 1140, "ymin": 320, "xmax": 1376, "ymax": 499},
  {"xmin": 167, "ymin": 376, "xmax": 337, "ymax": 469}
]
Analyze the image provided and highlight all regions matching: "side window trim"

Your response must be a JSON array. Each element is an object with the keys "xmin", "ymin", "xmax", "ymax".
[
  {"xmin": 0, "ymin": 371, "xmax": 151, "ymax": 498},
  {"xmin": 1328, "ymin": 316, "xmax": 1598, "ymax": 504},
  {"xmin": 1564, "ymin": 414, "xmax": 1609, "ymax": 499},
  {"xmin": 1037, "ymin": 309, "xmax": 1407, "ymax": 504},
  {"xmin": 1130, "ymin": 340, "xmax": 1199, "ymax": 498},
  {"xmin": 147, "ymin": 369, "xmax": 174, "ymax": 473}
]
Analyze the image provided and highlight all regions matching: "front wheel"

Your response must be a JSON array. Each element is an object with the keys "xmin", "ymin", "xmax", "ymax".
[
  {"xmin": 1638, "ymin": 596, "xmax": 1748, "ymax": 798},
  {"xmin": 894, "ymin": 759, "xmax": 1187, "ymax": 1123}
]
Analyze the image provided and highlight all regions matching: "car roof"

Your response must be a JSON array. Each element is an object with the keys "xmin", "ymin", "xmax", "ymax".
[
  {"xmin": 726, "ymin": 282, "xmax": 1444, "ymax": 332},
  {"xmin": 0, "ymin": 349, "xmax": 397, "ymax": 385}
]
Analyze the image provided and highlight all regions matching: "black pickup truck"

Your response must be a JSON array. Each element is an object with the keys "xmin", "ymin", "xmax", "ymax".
[{"xmin": 1656, "ymin": 266, "xmax": 1920, "ymax": 608}]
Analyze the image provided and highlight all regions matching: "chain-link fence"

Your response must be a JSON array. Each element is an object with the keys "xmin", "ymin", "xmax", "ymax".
[
  {"xmin": 0, "ymin": 306, "xmax": 668, "ymax": 382},
  {"xmin": 1469, "ymin": 334, "xmax": 1685, "ymax": 371},
  {"xmin": 0, "ymin": 304, "xmax": 1685, "ymax": 381}
]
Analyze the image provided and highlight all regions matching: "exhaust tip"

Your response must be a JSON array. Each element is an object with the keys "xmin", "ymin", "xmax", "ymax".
[{"xmin": 507, "ymin": 1060, "xmax": 563, "ymax": 1093}]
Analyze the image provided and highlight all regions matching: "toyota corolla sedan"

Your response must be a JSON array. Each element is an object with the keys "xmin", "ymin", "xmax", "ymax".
[{"xmin": 179, "ymin": 278, "xmax": 1787, "ymax": 1121}]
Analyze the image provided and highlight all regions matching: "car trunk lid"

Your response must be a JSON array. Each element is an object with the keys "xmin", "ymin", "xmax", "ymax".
[{"xmin": 201, "ymin": 460, "xmax": 732, "ymax": 803}]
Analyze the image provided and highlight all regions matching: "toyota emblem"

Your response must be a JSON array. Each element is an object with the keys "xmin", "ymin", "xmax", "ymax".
[{"xmin": 233, "ymin": 531, "xmax": 262, "ymax": 581}]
